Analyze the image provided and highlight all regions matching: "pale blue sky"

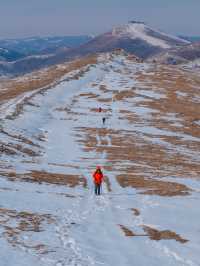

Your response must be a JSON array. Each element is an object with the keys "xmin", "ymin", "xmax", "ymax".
[{"xmin": 0, "ymin": 0, "xmax": 199, "ymax": 38}]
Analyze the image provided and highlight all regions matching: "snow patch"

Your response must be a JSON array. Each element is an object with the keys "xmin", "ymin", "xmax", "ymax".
[{"xmin": 112, "ymin": 23, "xmax": 188, "ymax": 49}]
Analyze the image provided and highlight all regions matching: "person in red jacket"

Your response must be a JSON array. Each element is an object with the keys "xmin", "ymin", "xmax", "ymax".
[{"xmin": 93, "ymin": 166, "xmax": 103, "ymax": 195}]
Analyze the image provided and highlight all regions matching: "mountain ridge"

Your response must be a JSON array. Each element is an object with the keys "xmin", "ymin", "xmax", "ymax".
[{"xmin": 0, "ymin": 22, "xmax": 192, "ymax": 76}]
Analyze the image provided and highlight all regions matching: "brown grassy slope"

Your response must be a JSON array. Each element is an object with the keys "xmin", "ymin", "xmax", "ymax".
[{"xmin": 0, "ymin": 55, "xmax": 97, "ymax": 102}]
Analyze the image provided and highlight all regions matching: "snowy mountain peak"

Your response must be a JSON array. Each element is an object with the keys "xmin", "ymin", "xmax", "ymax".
[{"xmin": 112, "ymin": 22, "xmax": 189, "ymax": 49}]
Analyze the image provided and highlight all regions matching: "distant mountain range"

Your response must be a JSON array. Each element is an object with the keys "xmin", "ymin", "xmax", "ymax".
[
  {"xmin": 0, "ymin": 47, "xmax": 24, "ymax": 62},
  {"xmin": 179, "ymin": 36, "xmax": 200, "ymax": 43},
  {"xmin": 1, "ymin": 22, "xmax": 200, "ymax": 76},
  {"xmin": 0, "ymin": 36, "xmax": 92, "ymax": 61}
]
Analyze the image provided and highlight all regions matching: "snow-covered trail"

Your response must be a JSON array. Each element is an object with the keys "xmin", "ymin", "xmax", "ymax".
[{"xmin": 0, "ymin": 53, "xmax": 200, "ymax": 266}]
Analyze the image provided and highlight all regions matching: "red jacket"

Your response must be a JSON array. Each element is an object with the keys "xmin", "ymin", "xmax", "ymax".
[{"xmin": 93, "ymin": 170, "xmax": 103, "ymax": 185}]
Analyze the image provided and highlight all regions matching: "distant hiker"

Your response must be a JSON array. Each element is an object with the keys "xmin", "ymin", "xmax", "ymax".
[
  {"xmin": 93, "ymin": 166, "xmax": 104, "ymax": 195},
  {"xmin": 102, "ymin": 117, "xmax": 106, "ymax": 125},
  {"xmin": 98, "ymin": 107, "xmax": 102, "ymax": 113}
]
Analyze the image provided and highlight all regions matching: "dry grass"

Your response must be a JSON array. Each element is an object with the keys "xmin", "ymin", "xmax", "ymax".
[
  {"xmin": 142, "ymin": 225, "xmax": 188, "ymax": 243},
  {"xmin": 0, "ymin": 170, "xmax": 87, "ymax": 187},
  {"xmin": 48, "ymin": 162, "xmax": 80, "ymax": 169},
  {"xmin": 77, "ymin": 122, "xmax": 200, "ymax": 180},
  {"xmin": 2, "ymin": 56, "xmax": 97, "ymax": 120},
  {"xmin": 99, "ymin": 84, "xmax": 110, "ymax": 93},
  {"xmin": 119, "ymin": 225, "xmax": 136, "ymax": 237},
  {"xmin": 78, "ymin": 126, "xmax": 193, "ymax": 197},
  {"xmin": 75, "ymin": 63, "xmax": 200, "ymax": 189},
  {"xmin": 113, "ymin": 90, "xmax": 136, "ymax": 101},
  {"xmin": 0, "ymin": 128, "xmax": 40, "ymax": 148},
  {"xmin": 0, "ymin": 208, "xmax": 55, "ymax": 251},
  {"xmin": 0, "ymin": 142, "xmax": 17, "ymax": 156},
  {"xmin": 119, "ymin": 109, "xmax": 140, "ymax": 123},
  {"xmin": 119, "ymin": 223, "xmax": 188, "ymax": 243},
  {"xmin": 97, "ymin": 97, "xmax": 112, "ymax": 103},
  {"xmin": 136, "ymin": 65, "xmax": 200, "ymax": 139},
  {"xmin": 117, "ymin": 174, "xmax": 190, "ymax": 196},
  {"xmin": 131, "ymin": 208, "xmax": 140, "ymax": 216},
  {"xmin": 0, "ymin": 55, "xmax": 97, "ymax": 103},
  {"xmin": 79, "ymin": 92, "xmax": 99, "ymax": 99},
  {"xmin": 0, "ymin": 141, "xmax": 39, "ymax": 157}
]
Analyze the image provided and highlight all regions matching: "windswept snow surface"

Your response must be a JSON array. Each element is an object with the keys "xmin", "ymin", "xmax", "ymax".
[
  {"xmin": 112, "ymin": 23, "xmax": 189, "ymax": 49},
  {"xmin": 0, "ymin": 53, "xmax": 200, "ymax": 266}
]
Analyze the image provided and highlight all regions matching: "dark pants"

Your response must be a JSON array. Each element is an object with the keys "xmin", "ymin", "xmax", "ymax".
[{"xmin": 95, "ymin": 183, "xmax": 101, "ymax": 195}]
